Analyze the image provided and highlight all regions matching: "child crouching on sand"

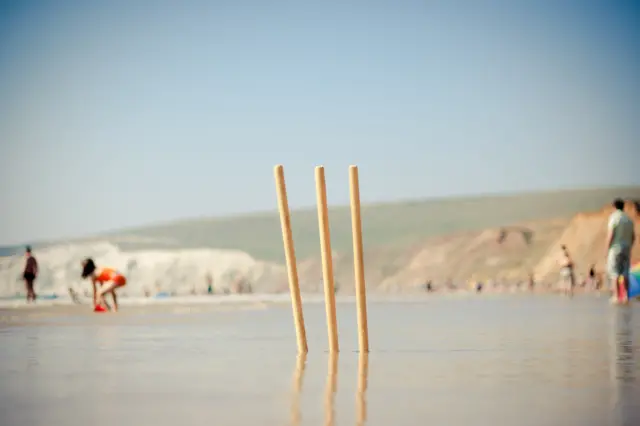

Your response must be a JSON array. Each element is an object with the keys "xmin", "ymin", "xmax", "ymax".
[{"xmin": 81, "ymin": 258, "xmax": 126, "ymax": 312}]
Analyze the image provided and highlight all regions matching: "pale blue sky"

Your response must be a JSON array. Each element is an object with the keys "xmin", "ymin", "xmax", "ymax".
[{"xmin": 1, "ymin": 0, "xmax": 639, "ymax": 245}]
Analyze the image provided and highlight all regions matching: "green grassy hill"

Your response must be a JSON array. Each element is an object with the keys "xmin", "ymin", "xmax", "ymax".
[
  {"xmin": 3, "ymin": 186, "xmax": 638, "ymax": 262},
  {"xmin": 110, "ymin": 186, "xmax": 640, "ymax": 262}
]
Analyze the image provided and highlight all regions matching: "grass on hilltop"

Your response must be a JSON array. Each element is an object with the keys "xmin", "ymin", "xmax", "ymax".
[
  {"xmin": 3, "ymin": 186, "xmax": 639, "ymax": 262},
  {"xmin": 110, "ymin": 186, "xmax": 640, "ymax": 262}
]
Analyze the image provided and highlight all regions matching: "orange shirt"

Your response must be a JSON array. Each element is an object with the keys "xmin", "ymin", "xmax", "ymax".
[{"xmin": 95, "ymin": 268, "xmax": 127, "ymax": 286}]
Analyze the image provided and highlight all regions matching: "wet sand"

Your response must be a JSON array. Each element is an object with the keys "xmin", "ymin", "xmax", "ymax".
[{"xmin": 1, "ymin": 295, "xmax": 639, "ymax": 425}]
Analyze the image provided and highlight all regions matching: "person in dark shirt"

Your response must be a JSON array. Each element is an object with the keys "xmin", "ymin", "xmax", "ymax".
[
  {"xmin": 588, "ymin": 264, "xmax": 597, "ymax": 289},
  {"xmin": 23, "ymin": 246, "xmax": 38, "ymax": 302}
]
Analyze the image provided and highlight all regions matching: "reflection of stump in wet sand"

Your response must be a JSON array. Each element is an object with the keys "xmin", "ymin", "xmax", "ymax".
[
  {"xmin": 290, "ymin": 353, "xmax": 307, "ymax": 426},
  {"xmin": 357, "ymin": 352, "xmax": 369, "ymax": 426},
  {"xmin": 324, "ymin": 353, "xmax": 338, "ymax": 426}
]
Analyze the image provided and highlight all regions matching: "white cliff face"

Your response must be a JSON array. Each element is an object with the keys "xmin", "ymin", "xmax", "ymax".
[{"xmin": 0, "ymin": 242, "xmax": 287, "ymax": 297}]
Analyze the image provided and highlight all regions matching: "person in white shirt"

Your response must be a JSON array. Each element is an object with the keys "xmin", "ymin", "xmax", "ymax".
[
  {"xmin": 606, "ymin": 198, "xmax": 636, "ymax": 302},
  {"xmin": 557, "ymin": 245, "xmax": 575, "ymax": 297}
]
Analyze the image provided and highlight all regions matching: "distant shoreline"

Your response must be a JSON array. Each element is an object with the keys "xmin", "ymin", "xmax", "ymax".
[{"xmin": 0, "ymin": 288, "xmax": 615, "ymax": 312}]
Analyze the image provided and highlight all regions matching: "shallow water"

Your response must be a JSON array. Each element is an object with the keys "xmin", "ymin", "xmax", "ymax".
[{"xmin": 1, "ymin": 295, "xmax": 639, "ymax": 426}]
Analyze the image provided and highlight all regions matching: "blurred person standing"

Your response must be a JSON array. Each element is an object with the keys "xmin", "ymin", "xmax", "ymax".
[
  {"xmin": 587, "ymin": 264, "xmax": 599, "ymax": 290},
  {"xmin": 558, "ymin": 245, "xmax": 575, "ymax": 297},
  {"xmin": 528, "ymin": 272, "xmax": 535, "ymax": 291},
  {"xmin": 606, "ymin": 198, "xmax": 635, "ymax": 302},
  {"xmin": 23, "ymin": 246, "xmax": 38, "ymax": 302}
]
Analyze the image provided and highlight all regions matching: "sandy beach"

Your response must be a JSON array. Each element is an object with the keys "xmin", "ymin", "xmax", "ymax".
[{"xmin": 1, "ymin": 296, "xmax": 639, "ymax": 426}]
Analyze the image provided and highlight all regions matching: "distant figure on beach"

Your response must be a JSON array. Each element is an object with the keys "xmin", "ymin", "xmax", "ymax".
[
  {"xmin": 587, "ymin": 264, "xmax": 598, "ymax": 289},
  {"xmin": 68, "ymin": 287, "xmax": 81, "ymax": 304},
  {"xmin": 81, "ymin": 258, "xmax": 127, "ymax": 312},
  {"xmin": 558, "ymin": 245, "xmax": 575, "ymax": 297},
  {"xmin": 606, "ymin": 198, "xmax": 635, "ymax": 302},
  {"xmin": 528, "ymin": 273, "xmax": 535, "ymax": 291},
  {"xmin": 206, "ymin": 273, "xmax": 214, "ymax": 294},
  {"xmin": 23, "ymin": 246, "xmax": 38, "ymax": 302},
  {"xmin": 446, "ymin": 279, "xmax": 456, "ymax": 290}
]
